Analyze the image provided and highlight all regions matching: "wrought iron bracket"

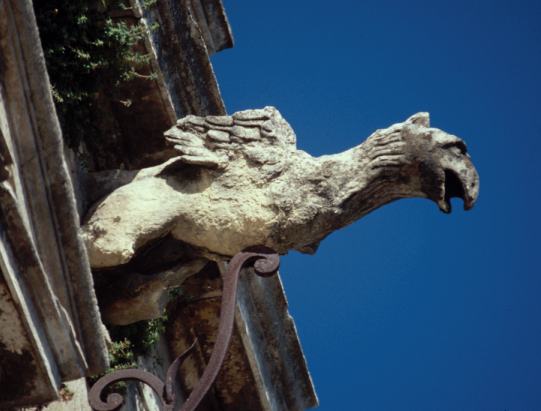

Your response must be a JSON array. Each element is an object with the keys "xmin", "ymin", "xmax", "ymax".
[{"xmin": 89, "ymin": 246, "xmax": 280, "ymax": 411}]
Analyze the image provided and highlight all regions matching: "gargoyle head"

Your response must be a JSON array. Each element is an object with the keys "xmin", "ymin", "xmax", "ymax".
[
  {"xmin": 400, "ymin": 113, "xmax": 479, "ymax": 212},
  {"xmin": 365, "ymin": 112, "xmax": 479, "ymax": 214}
]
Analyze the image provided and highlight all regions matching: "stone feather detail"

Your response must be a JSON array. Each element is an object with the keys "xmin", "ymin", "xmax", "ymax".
[{"xmin": 163, "ymin": 107, "xmax": 296, "ymax": 181}]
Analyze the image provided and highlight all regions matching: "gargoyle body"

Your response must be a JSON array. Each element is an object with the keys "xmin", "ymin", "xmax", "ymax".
[{"xmin": 82, "ymin": 107, "xmax": 479, "ymax": 324}]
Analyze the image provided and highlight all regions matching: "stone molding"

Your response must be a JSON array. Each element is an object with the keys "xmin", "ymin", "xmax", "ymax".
[{"xmin": 0, "ymin": 0, "xmax": 108, "ymax": 406}]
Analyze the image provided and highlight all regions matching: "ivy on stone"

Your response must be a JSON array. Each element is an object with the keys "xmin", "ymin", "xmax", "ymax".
[{"xmin": 33, "ymin": 0, "xmax": 157, "ymax": 150}]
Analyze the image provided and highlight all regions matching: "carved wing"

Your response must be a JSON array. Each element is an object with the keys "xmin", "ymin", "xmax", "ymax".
[{"xmin": 163, "ymin": 107, "xmax": 297, "ymax": 179}]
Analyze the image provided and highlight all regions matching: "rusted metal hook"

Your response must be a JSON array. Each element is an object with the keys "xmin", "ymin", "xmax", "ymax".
[{"xmin": 89, "ymin": 246, "xmax": 279, "ymax": 411}]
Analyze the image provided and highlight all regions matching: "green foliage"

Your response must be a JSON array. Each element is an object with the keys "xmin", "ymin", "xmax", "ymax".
[
  {"xmin": 87, "ymin": 337, "xmax": 136, "ymax": 394},
  {"xmin": 108, "ymin": 338, "xmax": 136, "ymax": 369},
  {"xmin": 142, "ymin": 0, "xmax": 158, "ymax": 8},
  {"xmin": 33, "ymin": 0, "xmax": 157, "ymax": 149},
  {"xmin": 87, "ymin": 316, "xmax": 167, "ymax": 391},
  {"xmin": 109, "ymin": 315, "xmax": 168, "ymax": 356}
]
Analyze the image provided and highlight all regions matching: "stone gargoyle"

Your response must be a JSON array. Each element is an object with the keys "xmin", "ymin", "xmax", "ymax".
[{"xmin": 82, "ymin": 107, "xmax": 479, "ymax": 324}]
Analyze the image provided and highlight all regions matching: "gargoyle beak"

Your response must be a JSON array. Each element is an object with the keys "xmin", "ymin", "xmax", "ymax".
[{"xmin": 437, "ymin": 154, "xmax": 479, "ymax": 213}]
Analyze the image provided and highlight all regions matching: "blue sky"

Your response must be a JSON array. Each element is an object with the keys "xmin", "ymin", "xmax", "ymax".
[{"xmin": 212, "ymin": 1, "xmax": 541, "ymax": 409}]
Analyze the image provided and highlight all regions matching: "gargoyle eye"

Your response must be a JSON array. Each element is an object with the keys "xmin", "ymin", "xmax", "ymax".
[{"xmin": 442, "ymin": 141, "xmax": 467, "ymax": 155}]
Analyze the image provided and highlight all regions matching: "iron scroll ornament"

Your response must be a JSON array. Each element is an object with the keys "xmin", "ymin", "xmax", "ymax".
[{"xmin": 89, "ymin": 246, "xmax": 280, "ymax": 411}]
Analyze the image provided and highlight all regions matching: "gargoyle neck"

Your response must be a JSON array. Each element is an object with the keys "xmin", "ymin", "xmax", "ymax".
[
  {"xmin": 319, "ymin": 142, "xmax": 415, "ymax": 220},
  {"xmin": 277, "ymin": 136, "xmax": 422, "ymax": 252}
]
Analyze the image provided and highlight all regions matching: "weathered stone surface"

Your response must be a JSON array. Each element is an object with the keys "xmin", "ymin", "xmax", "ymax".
[
  {"xmin": 235, "ymin": 268, "xmax": 319, "ymax": 410},
  {"xmin": 1, "ymin": 4, "xmax": 108, "ymax": 406},
  {"xmin": 22, "ymin": 379, "xmax": 93, "ymax": 411},
  {"xmin": 231, "ymin": 125, "xmax": 261, "ymax": 141},
  {"xmin": 0, "ymin": 277, "xmax": 55, "ymax": 408},
  {"xmin": 141, "ymin": 0, "xmax": 229, "ymax": 119},
  {"xmin": 166, "ymin": 262, "xmax": 318, "ymax": 411},
  {"xmin": 188, "ymin": 0, "xmax": 234, "ymax": 55},
  {"xmin": 207, "ymin": 129, "xmax": 230, "ymax": 142},
  {"xmin": 168, "ymin": 263, "xmax": 269, "ymax": 411},
  {"xmin": 206, "ymin": 115, "xmax": 234, "ymax": 126},
  {"xmin": 83, "ymin": 107, "xmax": 479, "ymax": 270},
  {"xmin": 99, "ymin": 259, "xmax": 207, "ymax": 325}
]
